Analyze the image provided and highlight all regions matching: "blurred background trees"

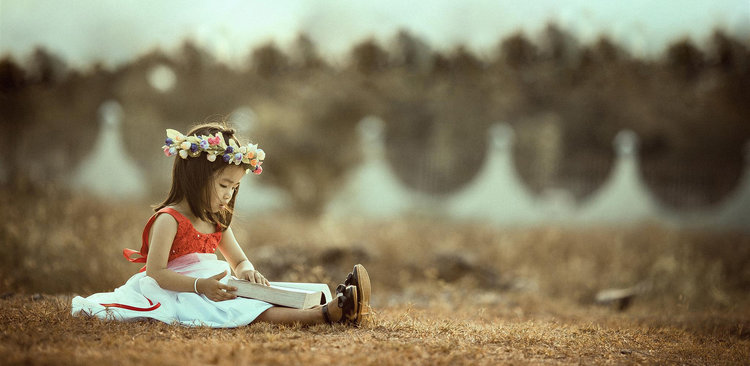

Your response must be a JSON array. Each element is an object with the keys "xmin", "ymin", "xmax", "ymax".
[{"xmin": 1, "ymin": 25, "xmax": 748, "ymax": 215}]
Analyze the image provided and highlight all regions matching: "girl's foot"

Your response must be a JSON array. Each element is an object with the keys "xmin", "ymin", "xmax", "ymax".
[
  {"xmin": 342, "ymin": 264, "xmax": 371, "ymax": 323},
  {"xmin": 322, "ymin": 285, "xmax": 363, "ymax": 325},
  {"xmin": 321, "ymin": 298, "xmax": 342, "ymax": 323}
]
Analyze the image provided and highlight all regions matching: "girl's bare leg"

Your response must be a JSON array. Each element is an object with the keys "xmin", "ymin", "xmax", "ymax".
[{"xmin": 253, "ymin": 301, "xmax": 342, "ymax": 325}]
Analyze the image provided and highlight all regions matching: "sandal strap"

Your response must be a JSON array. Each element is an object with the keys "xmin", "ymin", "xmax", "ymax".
[
  {"xmin": 335, "ymin": 284, "xmax": 347, "ymax": 297},
  {"xmin": 336, "ymin": 287, "xmax": 346, "ymax": 308},
  {"xmin": 335, "ymin": 285, "xmax": 359, "ymax": 324}
]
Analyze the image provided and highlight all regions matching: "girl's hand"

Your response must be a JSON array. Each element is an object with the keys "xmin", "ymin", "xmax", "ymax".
[
  {"xmin": 196, "ymin": 271, "xmax": 237, "ymax": 302},
  {"xmin": 237, "ymin": 269, "xmax": 270, "ymax": 286}
]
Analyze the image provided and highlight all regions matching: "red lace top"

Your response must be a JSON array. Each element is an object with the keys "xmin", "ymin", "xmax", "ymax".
[{"xmin": 123, "ymin": 207, "xmax": 223, "ymax": 272}]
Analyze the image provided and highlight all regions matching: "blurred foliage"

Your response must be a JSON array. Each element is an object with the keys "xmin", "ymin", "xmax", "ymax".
[{"xmin": 1, "ymin": 25, "xmax": 749, "ymax": 213}]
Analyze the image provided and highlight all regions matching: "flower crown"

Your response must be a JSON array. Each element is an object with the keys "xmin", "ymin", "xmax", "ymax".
[{"xmin": 162, "ymin": 129, "xmax": 265, "ymax": 175}]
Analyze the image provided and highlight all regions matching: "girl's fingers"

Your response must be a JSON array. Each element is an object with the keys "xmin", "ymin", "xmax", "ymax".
[
  {"xmin": 258, "ymin": 273, "xmax": 269, "ymax": 286},
  {"xmin": 245, "ymin": 272, "xmax": 256, "ymax": 283},
  {"xmin": 211, "ymin": 271, "xmax": 227, "ymax": 280},
  {"xmin": 211, "ymin": 290, "xmax": 235, "ymax": 302},
  {"xmin": 253, "ymin": 271, "xmax": 269, "ymax": 286},
  {"xmin": 217, "ymin": 282, "xmax": 236, "ymax": 300},
  {"xmin": 200, "ymin": 279, "xmax": 237, "ymax": 302},
  {"xmin": 214, "ymin": 294, "xmax": 232, "ymax": 301}
]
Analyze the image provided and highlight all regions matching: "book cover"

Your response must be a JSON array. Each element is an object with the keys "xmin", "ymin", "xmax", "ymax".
[{"xmin": 228, "ymin": 279, "xmax": 331, "ymax": 309}]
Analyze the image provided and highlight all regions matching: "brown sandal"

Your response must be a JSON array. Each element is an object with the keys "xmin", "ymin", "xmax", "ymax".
[
  {"xmin": 343, "ymin": 264, "xmax": 371, "ymax": 323},
  {"xmin": 322, "ymin": 284, "xmax": 360, "ymax": 325}
]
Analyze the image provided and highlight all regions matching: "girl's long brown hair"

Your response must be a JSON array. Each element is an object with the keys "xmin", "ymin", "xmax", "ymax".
[{"xmin": 155, "ymin": 123, "xmax": 252, "ymax": 231}]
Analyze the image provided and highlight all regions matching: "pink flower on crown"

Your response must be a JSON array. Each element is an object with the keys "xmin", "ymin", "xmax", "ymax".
[
  {"xmin": 208, "ymin": 136, "xmax": 221, "ymax": 146},
  {"xmin": 163, "ymin": 147, "xmax": 171, "ymax": 156},
  {"xmin": 253, "ymin": 166, "xmax": 263, "ymax": 175}
]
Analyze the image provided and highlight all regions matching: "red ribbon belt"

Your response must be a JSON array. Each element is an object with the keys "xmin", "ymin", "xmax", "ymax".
[
  {"xmin": 100, "ymin": 296, "xmax": 161, "ymax": 312},
  {"xmin": 123, "ymin": 248, "xmax": 147, "ymax": 272}
]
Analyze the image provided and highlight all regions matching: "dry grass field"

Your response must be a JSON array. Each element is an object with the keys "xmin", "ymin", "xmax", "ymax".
[
  {"xmin": 3, "ymin": 294, "xmax": 749, "ymax": 365},
  {"xmin": 2, "ymin": 185, "xmax": 749, "ymax": 365}
]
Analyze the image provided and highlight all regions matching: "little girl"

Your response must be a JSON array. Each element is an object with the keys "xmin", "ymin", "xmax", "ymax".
[{"xmin": 71, "ymin": 123, "xmax": 370, "ymax": 327}]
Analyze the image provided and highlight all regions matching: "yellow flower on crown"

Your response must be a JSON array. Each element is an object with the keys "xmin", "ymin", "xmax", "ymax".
[{"xmin": 161, "ymin": 129, "xmax": 265, "ymax": 175}]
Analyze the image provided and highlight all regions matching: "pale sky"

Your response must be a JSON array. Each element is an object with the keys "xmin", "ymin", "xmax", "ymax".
[{"xmin": 1, "ymin": 0, "xmax": 748, "ymax": 68}]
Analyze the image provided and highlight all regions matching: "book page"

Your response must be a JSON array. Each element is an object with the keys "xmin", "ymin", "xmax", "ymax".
[
  {"xmin": 267, "ymin": 285, "xmax": 315, "ymax": 294},
  {"xmin": 269, "ymin": 282, "xmax": 332, "ymax": 303}
]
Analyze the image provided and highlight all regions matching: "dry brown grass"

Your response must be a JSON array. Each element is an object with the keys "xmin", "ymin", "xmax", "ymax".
[
  {"xmin": 2, "ymin": 294, "xmax": 748, "ymax": 365},
  {"xmin": 1, "ymin": 186, "xmax": 749, "ymax": 365}
]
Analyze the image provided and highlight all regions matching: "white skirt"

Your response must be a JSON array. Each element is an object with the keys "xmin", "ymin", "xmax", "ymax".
[{"xmin": 71, "ymin": 253, "xmax": 273, "ymax": 327}]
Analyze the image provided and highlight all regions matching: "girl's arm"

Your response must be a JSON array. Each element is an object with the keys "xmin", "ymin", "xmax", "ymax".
[
  {"xmin": 145, "ymin": 214, "xmax": 237, "ymax": 301},
  {"xmin": 217, "ymin": 226, "xmax": 270, "ymax": 286}
]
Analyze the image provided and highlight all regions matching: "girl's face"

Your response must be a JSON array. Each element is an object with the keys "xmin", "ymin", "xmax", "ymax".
[{"xmin": 210, "ymin": 166, "xmax": 246, "ymax": 213}]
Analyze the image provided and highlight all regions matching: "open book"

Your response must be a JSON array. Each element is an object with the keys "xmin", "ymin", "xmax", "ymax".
[{"xmin": 227, "ymin": 280, "xmax": 332, "ymax": 309}]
